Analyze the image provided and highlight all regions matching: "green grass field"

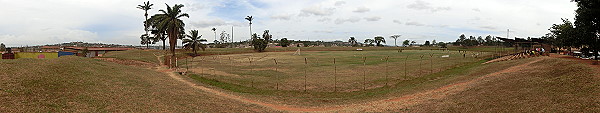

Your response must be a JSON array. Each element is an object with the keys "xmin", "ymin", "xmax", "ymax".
[{"xmin": 181, "ymin": 50, "xmax": 491, "ymax": 92}]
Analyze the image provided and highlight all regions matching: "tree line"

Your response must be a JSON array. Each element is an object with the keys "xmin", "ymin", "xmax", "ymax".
[
  {"xmin": 453, "ymin": 34, "xmax": 500, "ymax": 47},
  {"xmin": 541, "ymin": 0, "xmax": 598, "ymax": 56}
]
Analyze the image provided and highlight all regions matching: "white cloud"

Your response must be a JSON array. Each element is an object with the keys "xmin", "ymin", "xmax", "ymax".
[
  {"xmin": 480, "ymin": 26, "xmax": 497, "ymax": 30},
  {"xmin": 334, "ymin": 1, "xmax": 346, "ymax": 6},
  {"xmin": 0, "ymin": 0, "xmax": 579, "ymax": 46},
  {"xmin": 318, "ymin": 18, "xmax": 332, "ymax": 22},
  {"xmin": 353, "ymin": 7, "xmax": 370, "ymax": 13},
  {"xmin": 190, "ymin": 18, "xmax": 242, "ymax": 28},
  {"xmin": 364, "ymin": 16, "xmax": 382, "ymax": 21},
  {"xmin": 300, "ymin": 5, "xmax": 336, "ymax": 16},
  {"xmin": 271, "ymin": 13, "xmax": 293, "ymax": 20},
  {"xmin": 407, "ymin": 0, "xmax": 451, "ymax": 12},
  {"xmin": 334, "ymin": 17, "xmax": 361, "ymax": 24},
  {"xmin": 392, "ymin": 20, "xmax": 403, "ymax": 24},
  {"xmin": 405, "ymin": 21, "xmax": 426, "ymax": 26}
]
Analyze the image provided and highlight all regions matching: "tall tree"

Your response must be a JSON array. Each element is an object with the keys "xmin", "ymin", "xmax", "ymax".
[
  {"xmin": 389, "ymin": 35, "xmax": 401, "ymax": 47},
  {"xmin": 137, "ymin": 1, "xmax": 153, "ymax": 49},
  {"xmin": 549, "ymin": 19, "xmax": 578, "ymax": 49},
  {"xmin": 456, "ymin": 34, "xmax": 466, "ymax": 46},
  {"xmin": 151, "ymin": 4, "xmax": 189, "ymax": 67},
  {"xmin": 432, "ymin": 40, "xmax": 437, "ymax": 45},
  {"xmin": 251, "ymin": 31, "xmax": 268, "ymax": 52},
  {"xmin": 245, "ymin": 16, "xmax": 254, "ymax": 39},
  {"xmin": 424, "ymin": 41, "xmax": 431, "ymax": 46},
  {"xmin": 0, "ymin": 43, "xmax": 5, "ymax": 51},
  {"xmin": 279, "ymin": 38, "xmax": 291, "ymax": 47},
  {"xmin": 348, "ymin": 37, "xmax": 358, "ymax": 47},
  {"xmin": 572, "ymin": 0, "xmax": 600, "ymax": 61},
  {"xmin": 212, "ymin": 28, "xmax": 217, "ymax": 42},
  {"xmin": 140, "ymin": 34, "xmax": 152, "ymax": 48},
  {"xmin": 374, "ymin": 36, "xmax": 386, "ymax": 47},
  {"xmin": 437, "ymin": 42, "xmax": 447, "ymax": 48},
  {"xmin": 183, "ymin": 30, "xmax": 203, "ymax": 55},
  {"xmin": 149, "ymin": 28, "xmax": 167, "ymax": 50},
  {"xmin": 477, "ymin": 36, "xmax": 485, "ymax": 45},
  {"xmin": 262, "ymin": 30, "xmax": 272, "ymax": 43},
  {"xmin": 403, "ymin": 40, "xmax": 410, "ymax": 46},
  {"xmin": 484, "ymin": 35, "xmax": 493, "ymax": 46},
  {"xmin": 364, "ymin": 39, "xmax": 375, "ymax": 46}
]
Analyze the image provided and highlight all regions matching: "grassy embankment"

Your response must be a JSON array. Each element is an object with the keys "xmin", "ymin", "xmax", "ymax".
[
  {"xmin": 0, "ymin": 56, "xmax": 273, "ymax": 112},
  {"xmin": 410, "ymin": 57, "xmax": 600, "ymax": 112}
]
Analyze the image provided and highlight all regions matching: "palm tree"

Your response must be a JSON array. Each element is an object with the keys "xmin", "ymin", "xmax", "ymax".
[
  {"xmin": 183, "ymin": 30, "xmax": 204, "ymax": 55},
  {"xmin": 151, "ymin": 4, "xmax": 189, "ymax": 67},
  {"xmin": 137, "ymin": 1, "xmax": 153, "ymax": 49},
  {"xmin": 374, "ymin": 36, "xmax": 386, "ymax": 47},
  {"xmin": 348, "ymin": 37, "xmax": 357, "ymax": 47},
  {"xmin": 245, "ymin": 16, "xmax": 253, "ymax": 38},
  {"xmin": 211, "ymin": 28, "xmax": 217, "ymax": 42},
  {"xmin": 148, "ymin": 23, "xmax": 167, "ymax": 50},
  {"xmin": 390, "ymin": 35, "xmax": 401, "ymax": 47}
]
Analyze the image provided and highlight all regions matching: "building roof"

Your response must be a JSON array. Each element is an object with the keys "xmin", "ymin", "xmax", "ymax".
[
  {"xmin": 41, "ymin": 46, "xmax": 61, "ymax": 49},
  {"xmin": 64, "ymin": 47, "xmax": 134, "ymax": 51}
]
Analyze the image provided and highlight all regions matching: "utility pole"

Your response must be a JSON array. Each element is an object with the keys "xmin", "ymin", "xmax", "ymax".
[{"xmin": 231, "ymin": 26, "xmax": 234, "ymax": 48}]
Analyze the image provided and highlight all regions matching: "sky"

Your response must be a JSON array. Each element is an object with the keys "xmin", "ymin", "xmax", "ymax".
[{"xmin": 0, "ymin": 0, "xmax": 578, "ymax": 47}]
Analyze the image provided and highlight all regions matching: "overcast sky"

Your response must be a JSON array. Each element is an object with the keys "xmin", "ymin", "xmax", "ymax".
[{"xmin": 0, "ymin": 0, "xmax": 577, "ymax": 47}]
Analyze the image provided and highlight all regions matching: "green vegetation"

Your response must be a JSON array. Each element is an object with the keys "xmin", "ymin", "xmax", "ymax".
[
  {"xmin": 182, "ymin": 30, "xmax": 205, "ymax": 55},
  {"xmin": 147, "ymin": 3, "xmax": 189, "ymax": 67},
  {"xmin": 179, "ymin": 50, "xmax": 492, "ymax": 105}
]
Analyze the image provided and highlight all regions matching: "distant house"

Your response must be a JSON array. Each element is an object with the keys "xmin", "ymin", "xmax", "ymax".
[
  {"xmin": 41, "ymin": 46, "xmax": 61, "ymax": 52},
  {"xmin": 64, "ymin": 47, "xmax": 134, "ymax": 57}
]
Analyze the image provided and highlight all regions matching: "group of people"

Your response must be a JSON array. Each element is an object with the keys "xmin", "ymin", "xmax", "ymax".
[{"xmin": 525, "ymin": 48, "xmax": 546, "ymax": 56}]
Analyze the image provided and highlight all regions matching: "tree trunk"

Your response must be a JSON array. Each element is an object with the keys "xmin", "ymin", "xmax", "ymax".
[
  {"xmin": 162, "ymin": 40, "xmax": 166, "ymax": 50},
  {"xmin": 193, "ymin": 43, "xmax": 197, "ymax": 56}
]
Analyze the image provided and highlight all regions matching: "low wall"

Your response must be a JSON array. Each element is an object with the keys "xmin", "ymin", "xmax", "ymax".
[{"xmin": 15, "ymin": 52, "xmax": 58, "ymax": 59}]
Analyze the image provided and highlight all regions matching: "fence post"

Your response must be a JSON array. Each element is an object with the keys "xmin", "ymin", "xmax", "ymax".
[
  {"xmin": 186, "ymin": 57, "xmax": 189, "ymax": 72},
  {"xmin": 229, "ymin": 57, "xmax": 233, "ymax": 73},
  {"xmin": 404, "ymin": 55, "xmax": 409, "ymax": 79},
  {"xmin": 430, "ymin": 53, "xmax": 434, "ymax": 74},
  {"xmin": 420, "ymin": 55, "xmax": 424, "ymax": 75},
  {"xmin": 274, "ymin": 59, "xmax": 278, "ymax": 90},
  {"xmin": 201, "ymin": 56, "xmax": 204, "ymax": 74},
  {"xmin": 249, "ymin": 57, "xmax": 254, "ymax": 88},
  {"xmin": 363, "ymin": 57, "xmax": 366, "ymax": 91},
  {"xmin": 385, "ymin": 56, "xmax": 389, "ymax": 86},
  {"xmin": 334, "ymin": 58, "xmax": 337, "ymax": 92},
  {"xmin": 304, "ymin": 58, "xmax": 307, "ymax": 92}
]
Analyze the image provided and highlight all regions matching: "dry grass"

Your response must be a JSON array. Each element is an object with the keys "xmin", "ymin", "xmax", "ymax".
[
  {"xmin": 408, "ymin": 57, "xmax": 600, "ymax": 112},
  {"xmin": 0, "ymin": 56, "xmax": 274, "ymax": 112},
  {"xmin": 101, "ymin": 49, "xmax": 164, "ymax": 64}
]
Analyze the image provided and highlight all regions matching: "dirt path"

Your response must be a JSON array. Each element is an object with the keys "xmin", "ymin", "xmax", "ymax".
[{"xmin": 156, "ymin": 56, "xmax": 546, "ymax": 112}]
